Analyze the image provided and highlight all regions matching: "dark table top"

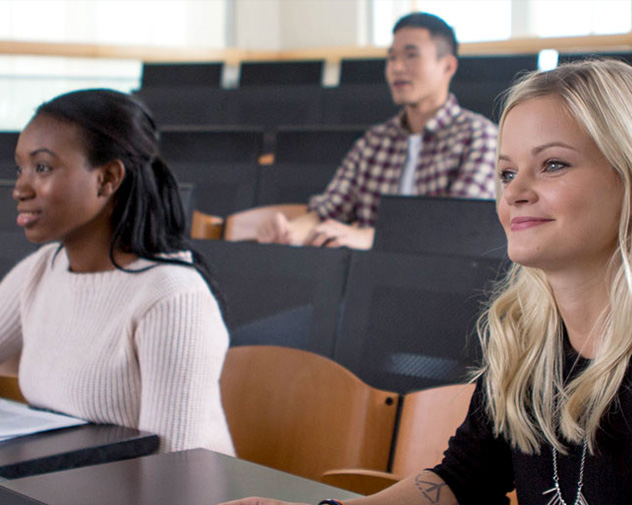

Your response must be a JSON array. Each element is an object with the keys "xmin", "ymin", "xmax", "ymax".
[
  {"xmin": 0, "ymin": 424, "xmax": 159, "ymax": 479},
  {"xmin": 0, "ymin": 485, "xmax": 45, "ymax": 504},
  {"xmin": 2, "ymin": 448, "xmax": 362, "ymax": 505}
]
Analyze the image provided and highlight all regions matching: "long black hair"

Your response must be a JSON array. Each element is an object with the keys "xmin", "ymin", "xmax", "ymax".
[{"xmin": 35, "ymin": 88, "xmax": 223, "ymax": 303}]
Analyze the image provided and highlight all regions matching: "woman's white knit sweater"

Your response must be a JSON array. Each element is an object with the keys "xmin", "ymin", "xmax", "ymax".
[{"xmin": 0, "ymin": 243, "xmax": 234, "ymax": 455}]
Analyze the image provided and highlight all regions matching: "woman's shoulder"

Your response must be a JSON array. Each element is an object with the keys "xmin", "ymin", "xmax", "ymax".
[
  {"xmin": 5, "ymin": 242, "xmax": 60, "ymax": 280},
  {"xmin": 132, "ymin": 253, "xmax": 210, "ymax": 297},
  {"xmin": 23, "ymin": 242, "xmax": 60, "ymax": 263},
  {"xmin": 130, "ymin": 257, "xmax": 224, "ymax": 324}
]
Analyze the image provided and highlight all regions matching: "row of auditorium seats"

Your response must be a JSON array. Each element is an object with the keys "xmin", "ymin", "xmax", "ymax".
[
  {"xmin": 0, "ymin": 238, "xmax": 501, "ymax": 394},
  {"xmin": 0, "ymin": 195, "xmax": 507, "ymax": 394},
  {"xmin": 208, "ymin": 197, "xmax": 506, "ymax": 394},
  {"xmin": 159, "ymin": 126, "xmax": 365, "ymax": 216},
  {"xmin": 137, "ymin": 52, "xmax": 632, "ymax": 128},
  {"xmin": 0, "ymin": 127, "xmax": 365, "ymax": 218},
  {"xmin": 141, "ymin": 52, "xmax": 632, "ymax": 90},
  {"xmin": 192, "ymin": 239, "xmax": 506, "ymax": 394},
  {"xmin": 137, "ymin": 55, "xmax": 542, "ymax": 126},
  {"xmin": 136, "ymin": 84, "xmax": 400, "ymax": 129}
]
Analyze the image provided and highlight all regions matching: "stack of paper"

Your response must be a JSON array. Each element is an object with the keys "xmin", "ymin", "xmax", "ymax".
[{"xmin": 0, "ymin": 398, "xmax": 87, "ymax": 442}]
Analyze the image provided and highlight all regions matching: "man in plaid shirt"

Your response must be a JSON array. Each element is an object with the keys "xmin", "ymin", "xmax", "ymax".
[{"xmin": 258, "ymin": 12, "xmax": 498, "ymax": 250}]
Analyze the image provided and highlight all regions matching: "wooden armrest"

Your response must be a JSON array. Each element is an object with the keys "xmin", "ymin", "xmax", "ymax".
[
  {"xmin": 191, "ymin": 211, "xmax": 224, "ymax": 240},
  {"xmin": 0, "ymin": 354, "xmax": 19, "ymax": 377},
  {"xmin": 321, "ymin": 468, "xmax": 402, "ymax": 495},
  {"xmin": 0, "ymin": 376, "xmax": 25, "ymax": 403},
  {"xmin": 258, "ymin": 153, "xmax": 275, "ymax": 165},
  {"xmin": 0, "ymin": 355, "xmax": 25, "ymax": 403}
]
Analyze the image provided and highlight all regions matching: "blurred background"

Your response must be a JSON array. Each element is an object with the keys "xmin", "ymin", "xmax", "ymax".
[{"xmin": 0, "ymin": 0, "xmax": 629, "ymax": 130}]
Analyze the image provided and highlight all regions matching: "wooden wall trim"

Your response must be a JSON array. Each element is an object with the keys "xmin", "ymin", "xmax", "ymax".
[{"xmin": 0, "ymin": 33, "xmax": 631, "ymax": 63}]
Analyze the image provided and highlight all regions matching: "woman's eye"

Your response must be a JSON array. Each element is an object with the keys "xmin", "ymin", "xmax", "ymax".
[
  {"xmin": 498, "ymin": 170, "xmax": 515, "ymax": 184},
  {"xmin": 544, "ymin": 160, "xmax": 567, "ymax": 172},
  {"xmin": 35, "ymin": 164, "xmax": 51, "ymax": 173},
  {"xmin": 15, "ymin": 165, "xmax": 22, "ymax": 176}
]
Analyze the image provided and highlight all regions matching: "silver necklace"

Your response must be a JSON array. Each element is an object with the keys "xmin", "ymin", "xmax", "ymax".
[{"xmin": 543, "ymin": 439, "xmax": 589, "ymax": 505}]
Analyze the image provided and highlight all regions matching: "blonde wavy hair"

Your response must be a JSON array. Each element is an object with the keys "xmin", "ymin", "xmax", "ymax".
[{"xmin": 478, "ymin": 59, "xmax": 632, "ymax": 454}]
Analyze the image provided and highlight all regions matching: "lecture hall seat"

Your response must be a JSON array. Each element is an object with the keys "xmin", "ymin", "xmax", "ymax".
[
  {"xmin": 190, "ymin": 211, "xmax": 224, "ymax": 240},
  {"xmin": 220, "ymin": 345, "xmax": 399, "ymax": 482},
  {"xmin": 255, "ymin": 126, "xmax": 365, "ymax": 205},
  {"xmin": 322, "ymin": 382, "xmax": 517, "ymax": 504},
  {"xmin": 0, "ymin": 355, "xmax": 25, "ymax": 403},
  {"xmin": 193, "ymin": 240, "xmax": 350, "ymax": 356},
  {"xmin": 333, "ymin": 250, "xmax": 503, "ymax": 393},
  {"xmin": 159, "ymin": 129, "xmax": 263, "ymax": 217},
  {"xmin": 322, "ymin": 383, "xmax": 475, "ymax": 494}
]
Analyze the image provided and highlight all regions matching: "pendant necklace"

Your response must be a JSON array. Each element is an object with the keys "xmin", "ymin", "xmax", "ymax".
[{"xmin": 543, "ymin": 439, "xmax": 589, "ymax": 505}]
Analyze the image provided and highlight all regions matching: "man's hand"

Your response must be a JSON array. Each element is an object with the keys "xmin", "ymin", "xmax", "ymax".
[
  {"xmin": 257, "ymin": 212, "xmax": 294, "ymax": 245},
  {"xmin": 304, "ymin": 220, "xmax": 375, "ymax": 250},
  {"xmin": 256, "ymin": 211, "xmax": 375, "ymax": 250}
]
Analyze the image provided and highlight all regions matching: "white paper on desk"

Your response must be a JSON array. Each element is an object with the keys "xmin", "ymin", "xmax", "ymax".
[{"xmin": 0, "ymin": 398, "xmax": 87, "ymax": 442}]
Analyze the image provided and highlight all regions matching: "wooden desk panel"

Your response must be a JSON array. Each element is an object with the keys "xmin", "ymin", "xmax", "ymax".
[
  {"xmin": 3, "ymin": 449, "xmax": 361, "ymax": 505},
  {"xmin": 0, "ymin": 424, "xmax": 159, "ymax": 479}
]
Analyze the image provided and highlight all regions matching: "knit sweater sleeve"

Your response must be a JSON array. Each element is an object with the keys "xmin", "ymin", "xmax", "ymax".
[
  {"xmin": 134, "ymin": 287, "xmax": 234, "ymax": 455},
  {"xmin": 0, "ymin": 251, "xmax": 43, "ymax": 362}
]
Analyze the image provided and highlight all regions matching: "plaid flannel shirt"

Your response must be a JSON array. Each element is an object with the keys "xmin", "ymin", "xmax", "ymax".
[{"xmin": 309, "ymin": 94, "xmax": 498, "ymax": 226}]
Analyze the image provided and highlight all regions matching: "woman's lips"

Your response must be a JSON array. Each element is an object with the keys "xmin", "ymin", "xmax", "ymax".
[
  {"xmin": 17, "ymin": 211, "xmax": 41, "ymax": 227},
  {"xmin": 510, "ymin": 216, "xmax": 554, "ymax": 231}
]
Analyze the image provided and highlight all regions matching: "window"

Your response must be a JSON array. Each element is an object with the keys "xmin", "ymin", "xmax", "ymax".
[
  {"xmin": 371, "ymin": 0, "xmax": 631, "ymax": 46},
  {"xmin": 372, "ymin": 0, "xmax": 511, "ymax": 45},
  {"xmin": 0, "ymin": 0, "xmax": 229, "ymax": 130},
  {"xmin": 531, "ymin": 0, "xmax": 631, "ymax": 37}
]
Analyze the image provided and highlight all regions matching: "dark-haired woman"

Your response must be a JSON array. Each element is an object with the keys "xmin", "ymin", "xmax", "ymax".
[{"xmin": 0, "ymin": 89, "xmax": 234, "ymax": 455}]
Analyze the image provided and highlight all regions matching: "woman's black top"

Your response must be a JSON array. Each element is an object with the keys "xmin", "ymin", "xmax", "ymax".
[{"xmin": 432, "ymin": 336, "xmax": 632, "ymax": 504}]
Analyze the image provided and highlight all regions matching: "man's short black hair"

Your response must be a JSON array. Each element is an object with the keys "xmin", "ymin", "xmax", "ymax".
[{"xmin": 393, "ymin": 12, "xmax": 458, "ymax": 58}]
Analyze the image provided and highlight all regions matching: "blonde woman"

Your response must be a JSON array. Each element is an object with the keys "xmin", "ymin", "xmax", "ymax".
[{"xmin": 222, "ymin": 59, "xmax": 632, "ymax": 504}]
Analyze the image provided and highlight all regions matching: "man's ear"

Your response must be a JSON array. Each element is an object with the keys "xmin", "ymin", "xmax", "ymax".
[
  {"xmin": 97, "ymin": 160, "xmax": 126, "ymax": 198},
  {"xmin": 443, "ymin": 54, "xmax": 458, "ymax": 81}
]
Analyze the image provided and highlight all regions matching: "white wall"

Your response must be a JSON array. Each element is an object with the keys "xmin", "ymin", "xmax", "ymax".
[
  {"xmin": 234, "ymin": 0, "xmax": 282, "ymax": 50},
  {"xmin": 234, "ymin": 0, "xmax": 369, "ymax": 50},
  {"xmin": 280, "ymin": 0, "xmax": 369, "ymax": 49},
  {"xmin": 185, "ymin": 0, "xmax": 228, "ymax": 48}
]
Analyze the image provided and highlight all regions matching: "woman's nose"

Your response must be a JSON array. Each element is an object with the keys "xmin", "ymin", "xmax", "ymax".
[
  {"xmin": 501, "ymin": 171, "xmax": 537, "ymax": 206},
  {"xmin": 12, "ymin": 173, "xmax": 34, "ymax": 202}
]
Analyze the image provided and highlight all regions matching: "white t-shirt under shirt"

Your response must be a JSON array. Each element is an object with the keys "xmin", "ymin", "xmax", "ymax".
[
  {"xmin": 398, "ymin": 133, "xmax": 423, "ymax": 195},
  {"xmin": 0, "ymin": 243, "xmax": 234, "ymax": 455}
]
